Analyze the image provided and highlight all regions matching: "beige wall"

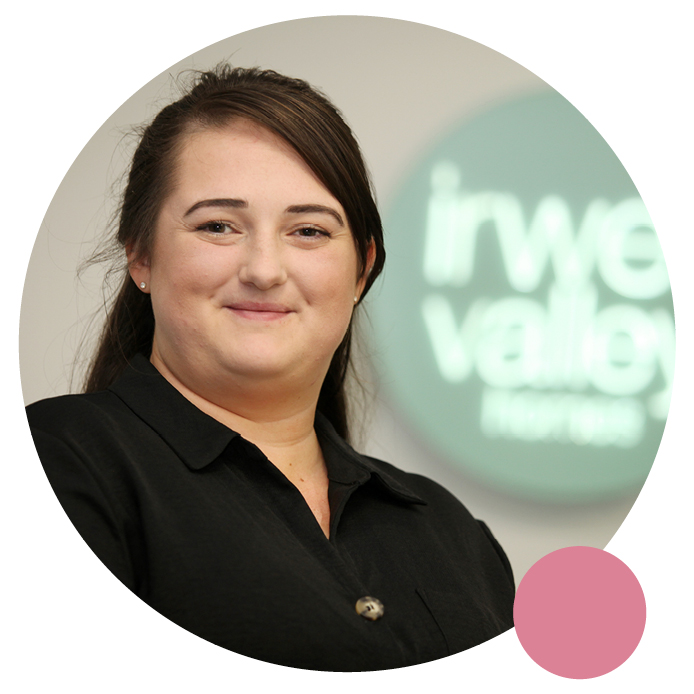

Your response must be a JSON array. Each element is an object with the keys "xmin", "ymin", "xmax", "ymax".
[{"xmin": 19, "ymin": 16, "xmax": 639, "ymax": 582}]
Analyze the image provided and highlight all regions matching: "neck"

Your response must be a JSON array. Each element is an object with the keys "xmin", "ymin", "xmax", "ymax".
[{"xmin": 149, "ymin": 346, "xmax": 326, "ymax": 480}]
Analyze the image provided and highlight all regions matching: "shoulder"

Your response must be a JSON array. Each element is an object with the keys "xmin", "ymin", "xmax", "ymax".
[
  {"xmin": 361, "ymin": 453, "xmax": 515, "ymax": 585},
  {"xmin": 25, "ymin": 391, "xmax": 147, "ymax": 470},
  {"xmin": 26, "ymin": 391, "xmax": 152, "ymax": 528},
  {"xmin": 25, "ymin": 392, "xmax": 144, "ymax": 592},
  {"xmin": 27, "ymin": 390, "xmax": 133, "ymax": 436},
  {"xmin": 363, "ymin": 454, "xmax": 475, "ymax": 517}
]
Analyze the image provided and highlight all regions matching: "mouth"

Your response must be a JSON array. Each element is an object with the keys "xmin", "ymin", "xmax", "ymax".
[{"xmin": 225, "ymin": 301, "xmax": 294, "ymax": 322}]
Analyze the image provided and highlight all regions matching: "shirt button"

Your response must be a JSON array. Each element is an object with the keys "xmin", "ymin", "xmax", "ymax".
[{"xmin": 355, "ymin": 596, "xmax": 384, "ymax": 621}]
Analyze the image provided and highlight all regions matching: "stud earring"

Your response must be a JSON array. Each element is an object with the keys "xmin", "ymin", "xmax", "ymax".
[
  {"xmin": 354, "ymin": 296, "xmax": 358, "ymax": 303},
  {"xmin": 140, "ymin": 282, "xmax": 146, "ymax": 290}
]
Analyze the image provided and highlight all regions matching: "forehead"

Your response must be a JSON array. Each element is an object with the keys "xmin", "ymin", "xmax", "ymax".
[
  {"xmin": 181, "ymin": 119, "xmax": 294, "ymax": 160},
  {"xmin": 171, "ymin": 120, "xmax": 336, "ymax": 202}
]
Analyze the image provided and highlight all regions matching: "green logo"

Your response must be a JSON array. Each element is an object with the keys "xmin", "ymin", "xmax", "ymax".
[{"xmin": 371, "ymin": 92, "xmax": 673, "ymax": 502}]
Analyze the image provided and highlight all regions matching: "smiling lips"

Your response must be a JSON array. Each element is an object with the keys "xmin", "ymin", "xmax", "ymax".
[{"xmin": 225, "ymin": 301, "xmax": 294, "ymax": 322}]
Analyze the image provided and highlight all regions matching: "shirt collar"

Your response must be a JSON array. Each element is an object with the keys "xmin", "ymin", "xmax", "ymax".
[
  {"xmin": 109, "ymin": 354, "xmax": 238, "ymax": 468},
  {"xmin": 315, "ymin": 413, "xmax": 426, "ymax": 505},
  {"xmin": 109, "ymin": 354, "xmax": 425, "ymax": 505}
]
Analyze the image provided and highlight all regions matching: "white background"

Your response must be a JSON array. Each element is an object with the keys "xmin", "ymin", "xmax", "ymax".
[{"xmin": 4, "ymin": 1, "xmax": 692, "ymax": 691}]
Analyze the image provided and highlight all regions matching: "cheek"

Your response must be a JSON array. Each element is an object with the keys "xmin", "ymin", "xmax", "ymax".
[
  {"xmin": 151, "ymin": 241, "xmax": 229, "ymax": 298},
  {"xmin": 149, "ymin": 253, "xmax": 230, "ymax": 340},
  {"xmin": 302, "ymin": 257, "xmax": 357, "ymax": 307},
  {"xmin": 307, "ymin": 244, "xmax": 359, "ymax": 292},
  {"xmin": 302, "ymin": 263, "xmax": 358, "ymax": 343}
]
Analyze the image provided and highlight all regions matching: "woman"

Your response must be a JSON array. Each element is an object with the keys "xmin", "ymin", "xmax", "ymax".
[{"xmin": 26, "ymin": 65, "xmax": 514, "ymax": 671}]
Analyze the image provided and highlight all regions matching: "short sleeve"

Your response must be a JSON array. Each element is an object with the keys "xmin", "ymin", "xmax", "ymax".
[
  {"xmin": 477, "ymin": 519, "xmax": 515, "ymax": 588},
  {"xmin": 31, "ymin": 428, "xmax": 137, "ymax": 592}
]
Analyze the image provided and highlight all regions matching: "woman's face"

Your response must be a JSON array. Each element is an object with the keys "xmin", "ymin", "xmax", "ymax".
[{"xmin": 131, "ymin": 120, "xmax": 370, "ymax": 396}]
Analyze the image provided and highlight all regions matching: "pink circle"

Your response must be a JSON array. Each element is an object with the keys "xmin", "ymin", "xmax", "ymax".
[{"xmin": 513, "ymin": 546, "xmax": 646, "ymax": 679}]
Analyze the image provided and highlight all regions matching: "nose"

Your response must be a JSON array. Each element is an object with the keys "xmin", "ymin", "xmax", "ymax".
[{"xmin": 238, "ymin": 233, "xmax": 288, "ymax": 290}]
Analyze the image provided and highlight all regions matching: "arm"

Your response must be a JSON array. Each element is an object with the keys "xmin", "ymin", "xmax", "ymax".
[{"xmin": 31, "ymin": 428, "xmax": 138, "ymax": 592}]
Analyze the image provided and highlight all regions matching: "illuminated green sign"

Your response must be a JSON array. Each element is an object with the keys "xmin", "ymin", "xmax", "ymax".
[{"xmin": 372, "ymin": 91, "xmax": 673, "ymax": 502}]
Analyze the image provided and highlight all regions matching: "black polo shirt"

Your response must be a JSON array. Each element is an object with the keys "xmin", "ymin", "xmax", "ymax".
[{"xmin": 26, "ymin": 354, "xmax": 515, "ymax": 671}]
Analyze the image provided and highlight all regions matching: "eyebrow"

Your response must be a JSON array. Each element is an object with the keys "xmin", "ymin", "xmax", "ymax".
[
  {"xmin": 183, "ymin": 199, "xmax": 344, "ymax": 227},
  {"xmin": 184, "ymin": 198, "xmax": 246, "ymax": 217},
  {"xmin": 285, "ymin": 204, "xmax": 344, "ymax": 227}
]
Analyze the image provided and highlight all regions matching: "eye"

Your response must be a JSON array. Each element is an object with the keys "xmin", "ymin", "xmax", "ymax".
[
  {"xmin": 293, "ymin": 226, "xmax": 331, "ymax": 239},
  {"xmin": 196, "ymin": 221, "xmax": 234, "ymax": 235}
]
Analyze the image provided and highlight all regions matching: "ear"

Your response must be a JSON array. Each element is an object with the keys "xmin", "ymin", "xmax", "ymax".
[
  {"xmin": 126, "ymin": 244, "xmax": 151, "ymax": 293},
  {"xmin": 355, "ymin": 240, "xmax": 377, "ymax": 301}
]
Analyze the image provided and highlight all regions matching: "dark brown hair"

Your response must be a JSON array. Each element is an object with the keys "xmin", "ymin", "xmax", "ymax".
[{"xmin": 84, "ymin": 64, "xmax": 385, "ymax": 440}]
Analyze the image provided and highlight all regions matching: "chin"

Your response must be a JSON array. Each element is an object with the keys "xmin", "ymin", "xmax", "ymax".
[{"xmin": 217, "ymin": 351, "xmax": 296, "ymax": 379}]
